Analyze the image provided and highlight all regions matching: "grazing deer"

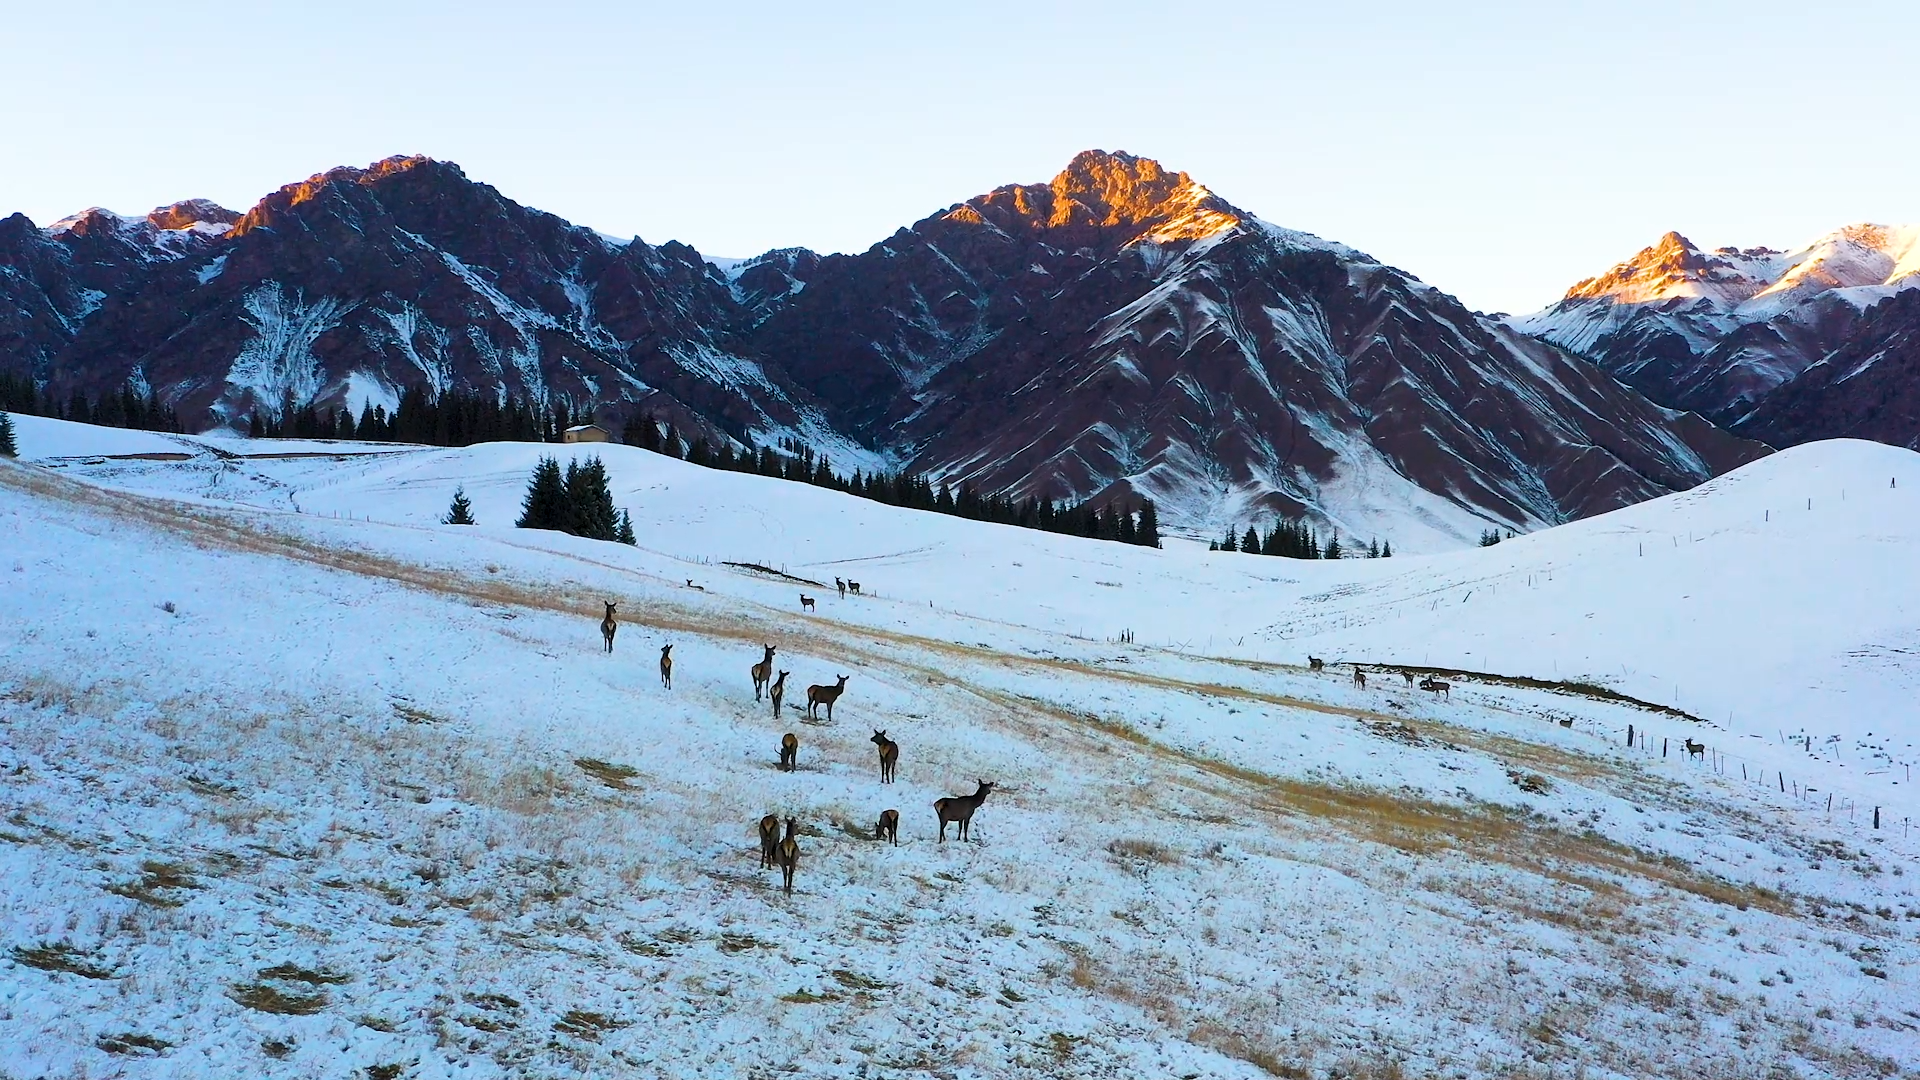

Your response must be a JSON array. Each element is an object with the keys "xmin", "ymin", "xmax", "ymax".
[
  {"xmin": 1558, "ymin": 717, "xmax": 1574, "ymax": 729},
  {"xmin": 1308, "ymin": 656, "xmax": 1324, "ymax": 672},
  {"xmin": 807, "ymin": 675, "xmax": 849, "ymax": 721},
  {"xmin": 757, "ymin": 813, "xmax": 781, "ymax": 869},
  {"xmin": 876, "ymin": 808, "xmax": 899, "ymax": 846},
  {"xmin": 1418, "ymin": 677, "xmax": 1450, "ymax": 700},
  {"xmin": 779, "ymin": 732, "xmax": 798, "ymax": 772},
  {"xmin": 836, "ymin": 576, "xmax": 846, "ymax": 599},
  {"xmin": 935, "ymin": 779, "xmax": 995, "ymax": 842},
  {"xmin": 848, "ymin": 581, "xmax": 861, "ymax": 595},
  {"xmin": 769, "ymin": 670, "xmax": 789, "ymax": 717},
  {"xmin": 751, "ymin": 644, "xmax": 776, "ymax": 701},
  {"xmin": 871, "ymin": 729, "xmax": 899, "ymax": 783},
  {"xmin": 1683, "ymin": 738, "xmax": 1706, "ymax": 759},
  {"xmin": 800, "ymin": 593, "xmax": 815, "ymax": 612},
  {"xmin": 773, "ymin": 817, "xmax": 799, "ymax": 894},
  {"xmin": 659, "ymin": 643, "xmax": 673, "ymax": 689},
  {"xmin": 600, "ymin": 601, "xmax": 618, "ymax": 653},
  {"xmin": 1353, "ymin": 668, "xmax": 1367, "ymax": 689}
]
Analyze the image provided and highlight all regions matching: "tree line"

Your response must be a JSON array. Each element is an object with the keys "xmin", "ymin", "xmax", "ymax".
[
  {"xmin": 0, "ymin": 371, "xmax": 183, "ymax": 434},
  {"xmin": 1212, "ymin": 518, "xmax": 1391, "ymax": 560},
  {"xmin": 250, "ymin": 386, "xmax": 579, "ymax": 445},
  {"xmin": 622, "ymin": 416, "xmax": 1162, "ymax": 549}
]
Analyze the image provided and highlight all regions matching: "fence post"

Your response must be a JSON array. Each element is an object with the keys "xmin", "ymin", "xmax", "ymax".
[
  {"xmin": 1663, "ymin": 738, "xmax": 1668, "ymax": 758},
  {"xmin": 1779, "ymin": 773, "xmax": 1785, "ymax": 793},
  {"xmin": 1873, "ymin": 806, "xmax": 1880, "ymax": 830},
  {"xmin": 1627, "ymin": 723, "xmax": 1634, "ymax": 748}
]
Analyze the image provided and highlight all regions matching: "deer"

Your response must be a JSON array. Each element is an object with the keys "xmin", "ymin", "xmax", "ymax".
[
  {"xmin": 685, "ymin": 578, "xmax": 705, "ymax": 591},
  {"xmin": 1683, "ymin": 738, "xmax": 1706, "ymax": 759},
  {"xmin": 769, "ymin": 670, "xmax": 789, "ymax": 717},
  {"xmin": 1558, "ymin": 717, "xmax": 1574, "ymax": 729},
  {"xmin": 757, "ymin": 813, "xmax": 781, "ymax": 869},
  {"xmin": 800, "ymin": 593, "xmax": 815, "ymax": 612},
  {"xmin": 871, "ymin": 729, "xmax": 899, "ymax": 783},
  {"xmin": 1353, "ymin": 668, "xmax": 1367, "ymax": 689},
  {"xmin": 935, "ymin": 779, "xmax": 995, "ymax": 842},
  {"xmin": 600, "ymin": 601, "xmax": 618, "ymax": 654},
  {"xmin": 876, "ymin": 808, "xmax": 899, "ymax": 846},
  {"xmin": 779, "ymin": 732, "xmax": 799, "ymax": 772},
  {"xmin": 1402, "ymin": 670, "xmax": 1415, "ymax": 686},
  {"xmin": 659, "ymin": 643, "xmax": 673, "ymax": 689},
  {"xmin": 1418, "ymin": 677, "xmax": 1450, "ymax": 700},
  {"xmin": 751, "ymin": 644, "xmax": 776, "ymax": 701},
  {"xmin": 848, "ymin": 581, "xmax": 861, "ymax": 595},
  {"xmin": 773, "ymin": 817, "xmax": 799, "ymax": 894},
  {"xmin": 835, "ymin": 576, "xmax": 846, "ymax": 599},
  {"xmin": 1308, "ymin": 656, "xmax": 1324, "ymax": 672},
  {"xmin": 807, "ymin": 675, "xmax": 849, "ymax": 721}
]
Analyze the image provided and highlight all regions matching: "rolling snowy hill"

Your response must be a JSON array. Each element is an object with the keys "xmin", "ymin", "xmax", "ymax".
[{"xmin": 2, "ymin": 415, "xmax": 1917, "ymax": 1079}]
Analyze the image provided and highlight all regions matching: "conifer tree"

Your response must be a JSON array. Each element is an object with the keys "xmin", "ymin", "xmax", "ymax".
[
  {"xmin": 662, "ymin": 422, "xmax": 683, "ymax": 459},
  {"xmin": 1136, "ymin": 500, "xmax": 1161, "ymax": 548},
  {"xmin": 1323, "ymin": 533, "xmax": 1343, "ymax": 560},
  {"xmin": 1382, "ymin": 540, "xmax": 1392, "ymax": 558},
  {"xmin": 248, "ymin": 411, "xmax": 265, "ymax": 438},
  {"xmin": 516, "ymin": 456, "xmax": 569, "ymax": 530},
  {"xmin": 1221, "ymin": 529, "xmax": 1238, "ymax": 553},
  {"xmin": 1242, "ymin": 525, "xmax": 1260, "ymax": 554},
  {"xmin": 0, "ymin": 411, "xmax": 16, "ymax": 458},
  {"xmin": 443, "ymin": 486, "xmax": 476, "ymax": 525},
  {"xmin": 617, "ymin": 508, "xmax": 637, "ymax": 546},
  {"xmin": 1368, "ymin": 537, "xmax": 1380, "ymax": 559},
  {"xmin": 564, "ymin": 457, "xmax": 619, "ymax": 541}
]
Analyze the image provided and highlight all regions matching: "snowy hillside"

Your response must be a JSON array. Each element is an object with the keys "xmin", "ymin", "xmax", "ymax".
[{"xmin": 3, "ymin": 415, "xmax": 1918, "ymax": 1079}]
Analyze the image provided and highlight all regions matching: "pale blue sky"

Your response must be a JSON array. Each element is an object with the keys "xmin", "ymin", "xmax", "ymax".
[{"xmin": 4, "ymin": 0, "xmax": 1912, "ymax": 314}]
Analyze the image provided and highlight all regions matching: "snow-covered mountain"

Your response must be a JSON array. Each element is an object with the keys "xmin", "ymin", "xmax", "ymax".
[
  {"xmin": 1514, "ymin": 225, "xmax": 1920, "ymax": 441},
  {"xmin": 1, "ymin": 152, "xmax": 1767, "ymax": 546},
  {"xmin": 2, "ymin": 418, "xmax": 1916, "ymax": 1078}
]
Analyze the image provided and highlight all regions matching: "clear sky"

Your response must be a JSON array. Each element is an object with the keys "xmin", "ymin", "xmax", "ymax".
[{"xmin": 4, "ymin": 0, "xmax": 1912, "ymax": 314}]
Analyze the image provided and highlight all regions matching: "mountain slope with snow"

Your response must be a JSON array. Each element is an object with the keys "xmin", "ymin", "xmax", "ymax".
[
  {"xmin": 2, "ymin": 418, "xmax": 1918, "ymax": 1079},
  {"xmin": 1515, "ymin": 225, "xmax": 1920, "ymax": 441}
]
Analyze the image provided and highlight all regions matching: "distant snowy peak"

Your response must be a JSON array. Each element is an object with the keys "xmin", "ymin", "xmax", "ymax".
[{"xmin": 942, "ymin": 149, "xmax": 1246, "ymax": 248}]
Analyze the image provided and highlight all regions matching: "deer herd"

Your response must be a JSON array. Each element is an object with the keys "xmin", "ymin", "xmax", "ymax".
[{"xmin": 593, "ymin": 600, "xmax": 995, "ymax": 898}]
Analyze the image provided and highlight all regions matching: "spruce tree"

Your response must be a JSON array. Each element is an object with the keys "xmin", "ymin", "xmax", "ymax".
[
  {"xmin": 1323, "ymin": 533, "xmax": 1342, "ymax": 560},
  {"xmin": 0, "ymin": 411, "xmax": 15, "ymax": 458},
  {"xmin": 617, "ymin": 508, "xmax": 637, "ymax": 546},
  {"xmin": 565, "ymin": 456, "xmax": 619, "ymax": 540},
  {"xmin": 443, "ymin": 486, "xmax": 476, "ymax": 525},
  {"xmin": 1221, "ymin": 529, "xmax": 1238, "ymax": 553},
  {"xmin": 1382, "ymin": 540, "xmax": 1392, "ymax": 558},
  {"xmin": 1136, "ymin": 500, "xmax": 1161, "ymax": 548},
  {"xmin": 1368, "ymin": 538, "xmax": 1380, "ymax": 559},
  {"xmin": 516, "ymin": 456, "xmax": 569, "ymax": 530},
  {"xmin": 1242, "ymin": 525, "xmax": 1261, "ymax": 554}
]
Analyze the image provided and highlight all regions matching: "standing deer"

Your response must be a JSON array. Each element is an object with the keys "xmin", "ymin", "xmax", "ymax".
[
  {"xmin": 1683, "ymin": 738, "xmax": 1706, "ymax": 759},
  {"xmin": 871, "ymin": 729, "xmax": 899, "ymax": 783},
  {"xmin": 757, "ymin": 813, "xmax": 781, "ymax": 869},
  {"xmin": 807, "ymin": 675, "xmax": 849, "ymax": 721},
  {"xmin": 600, "ymin": 601, "xmax": 618, "ymax": 653},
  {"xmin": 935, "ymin": 779, "xmax": 995, "ymax": 842},
  {"xmin": 799, "ymin": 593, "xmax": 815, "ymax": 612},
  {"xmin": 751, "ymin": 644, "xmax": 776, "ymax": 701},
  {"xmin": 773, "ymin": 817, "xmax": 799, "ymax": 894},
  {"xmin": 835, "ymin": 577, "xmax": 846, "ymax": 599},
  {"xmin": 1402, "ymin": 670, "xmax": 1415, "ymax": 686},
  {"xmin": 659, "ymin": 643, "xmax": 673, "ymax": 689},
  {"xmin": 875, "ymin": 808, "xmax": 899, "ymax": 846},
  {"xmin": 769, "ymin": 670, "xmax": 789, "ymax": 718},
  {"xmin": 779, "ymin": 732, "xmax": 799, "ymax": 772},
  {"xmin": 1418, "ymin": 677, "xmax": 1451, "ymax": 699},
  {"xmin": 1308, "ymin": 656, "xmax": 1324, "ymax": 672},
  {"xmin": 1353, "ymin": 668, "xmax": 1367, "ymax": 689},
  {"xmin": 847, "ymin": 581, "xmax": 861, "ymax": 595}
]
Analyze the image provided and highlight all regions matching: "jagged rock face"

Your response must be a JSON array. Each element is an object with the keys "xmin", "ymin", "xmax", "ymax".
[
  {"xmin": 3, "ymin": 150, "xmax": 1770, "ymax": 546},
  {"xmin": 753, "ymin": 152, "xmax": 1765, "ymax": 540},
  {"xmin": 1735, "ymin": 287, "xmax": 1920, "ymax": 448},
  {"xmin": 1516, "ymin": 226, "xmax": 1920, "ymax": 432}
]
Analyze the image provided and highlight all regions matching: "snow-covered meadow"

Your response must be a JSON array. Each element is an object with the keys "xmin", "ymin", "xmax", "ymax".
[{"xmin": 2, "ymin": 415, "xmax": 1918, "ymax": 1078}]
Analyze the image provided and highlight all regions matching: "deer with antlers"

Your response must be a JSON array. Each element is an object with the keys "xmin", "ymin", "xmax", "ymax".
[
  {"xmin": 807, "ymin": 675, "xmax": 849, "ymax": 721},
  {"xmin": 772, "ymin": 817, "xmax": 800, "ymax": 894},
  {"xmin": 875, "ymin": 808, "xmax": 899, "ymax": 846},
  {"xmin": 779, "ymin": 732, "xmax": 799, "ymax": 772},
  {"xmin": 769, "ymin": 670, "xmax": 789, "ymax": 718},
  {"xmin": 659, "ymin": 643, "xmax": 673, "ymax": 689},
  {"xmin": 871, "ymin": 729, "xmax": 899, "ymax": 783},
  {"xmin": 751, "ymin": 644, "xmax": 776, "ymax": 701},
  {"xmin": 935, "ymin": 779, "xmax": 995, "ymax": 842},
  {"xmin": 600, "ymin": 601, "xmax": 618, "ymax": 654},
  {"xmin": 757, "ymin": 813, "xmax": 781, "ymax": 869},
  {"xmin": 800, "ymin": 593, "xmax": 815, "ymax": 612}
]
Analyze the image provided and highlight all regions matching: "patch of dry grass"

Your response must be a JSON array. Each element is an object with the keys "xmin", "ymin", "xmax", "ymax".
[{"xmin": 11, "ymin": 941, "xmax": 116, "ymax": 979}]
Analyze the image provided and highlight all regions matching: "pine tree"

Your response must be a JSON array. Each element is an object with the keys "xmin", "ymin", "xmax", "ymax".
[
  {"xmin": 443, "ymin": 486, "xmax": 476, "ymax": 525},
  {"xmin": 662, "ymin": 423, "xmax": 683, "ymax": 459},
  {"xmin": 1323, "ymin": 533, "xmax": 1342, "ymax": 560},
  {"xmin": 1242, "ymin": 525, "xmax": 1261, "ymax": 555},
  {"xmin": 516, "ymin": 456, "xmax": 569, "ymax": 530},
  {"xmin": 1382, "ymin": 540, "xmax": 1392, "ymax": 558},
  {"xmin": 1368, "ymin": 537, "xmax": 1380, "ymax": 559},
  {"xmin": 248, "ymin": 411, "xmax": 264, "ymax": 438},
  {"xmin": 617, "ymin": 508, "xmax": 637, "ymax": 546},
  {"xmin": 564, "ymin": 456, "xmax": 619, "ymax": 541},
  {"xmin": 1221, "ymin": 529, "xmax": 1238, "ymax": 553},
  {"xmin": 0, "ymin": 411, "xmax": 15, "ymax": 458},
  {"xmin": 1136, "ymin": 500, "xmax": 1161, "ymax": 548}
]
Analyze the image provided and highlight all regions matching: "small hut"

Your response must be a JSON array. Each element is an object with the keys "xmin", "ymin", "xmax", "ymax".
[{"xmin": 562, "ymin": 423, "xmax": 612, "ymax": 444}]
